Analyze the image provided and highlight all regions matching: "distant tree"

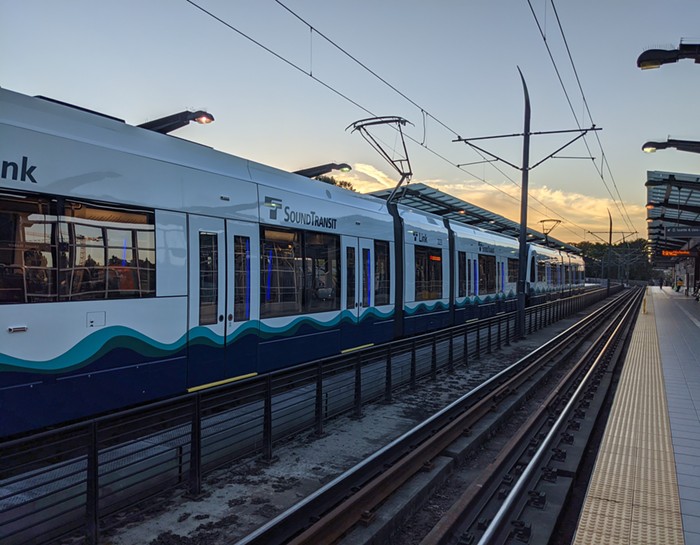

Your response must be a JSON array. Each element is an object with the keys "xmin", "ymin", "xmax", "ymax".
[
  {"xmin": 571, "ymin": 238, "xmax": 652, "ymax": 281},
  {"xmin": 315, "ymin": 175, "xmax": 356, "ymax": 192}
]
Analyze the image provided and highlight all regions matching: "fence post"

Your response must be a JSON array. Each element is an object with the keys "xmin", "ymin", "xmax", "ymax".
[
  {"xmin": 464, "ymin": 327, "xmax": 469, "ymax": 367},
  {"xmin": 188, "ymin": 394, "xmax": 202, "ymax": 495},
  {"xmin": 505, "ymin": 314, "xmax": 511, "ymax": 347},
  {"xmin": 410, "ymin": 340, "xmax": 417, "ymax": 389},
  {"xmin": 385, "ymin": 346, "xmax": 393, "ymax": 403},
  {"xmin": 497, "ymin": 318, "xmax": 502, "ymax": 351},
  {"xmin": 315, "ymin": 362, "xmax": 324, "ymax": 436},
  {"xmin": 475, "ymin": 324, "xmax": 481, "ymax": 359},
  {"xmin": 263, "ymin": 376, "xmax": 273, "ymax": 462},
  {"xmin": 354, "ymin": 354, "xmax": 363, "ymax": 418},
  {"xmin": 448, "ymin": 334, "xmax": 454, "ymax": 373},
  {"xmin": 487, "ymin": 319, "xmax": 492, "ymax": 354},
  {"xmin": 86, "ymin": 422, "xmax": 99, "ymax": 545}
]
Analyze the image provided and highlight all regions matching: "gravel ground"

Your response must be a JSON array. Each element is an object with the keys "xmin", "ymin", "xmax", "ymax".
[{"xmin": 101, "ymin": 314, "xmax": 582, "ymax": 545}]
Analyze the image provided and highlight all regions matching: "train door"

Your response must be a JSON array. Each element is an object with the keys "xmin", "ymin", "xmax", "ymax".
[
  {"xmin": 188, "ymin": 215, "xmax": 226, "ymax": 388},
  {"xmin": 225, "ymin": 219, "xmax": 259, "ymax": 378},
  {"xmin": 340, "ymin": 236, "xmax": 360, "ymax": 350}
]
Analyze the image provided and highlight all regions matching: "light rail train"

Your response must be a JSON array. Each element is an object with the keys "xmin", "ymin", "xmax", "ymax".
[{"xmin": 0, "ymin": 89, "xmax": 584, "ymax": 436}]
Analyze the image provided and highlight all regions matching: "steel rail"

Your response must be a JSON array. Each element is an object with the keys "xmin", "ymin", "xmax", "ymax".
[
  {"xmin": 234, "ymin": 290, "xmax": 631, "ymax": 545},
  {"xmin": 475, "ymin": 288, "xmax": 641, "ymax": 545},
  {"xmin": 418, "ymin": 287, "xmax": 641, "ymax": 545}
]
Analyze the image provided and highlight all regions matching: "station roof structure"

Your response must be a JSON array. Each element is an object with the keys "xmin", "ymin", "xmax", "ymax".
[
  {"xmin": 646, "ymin": 170, "xmax": 700, "ymax": 266},
  {"xmin": 371, "ymin": 182, "xmax": 581, "ymax": 254}
]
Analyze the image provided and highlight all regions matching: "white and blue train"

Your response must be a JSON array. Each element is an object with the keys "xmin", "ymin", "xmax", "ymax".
[{"xmin": 0, "ymin": 89, "xmax": 584, "ymax": 436}]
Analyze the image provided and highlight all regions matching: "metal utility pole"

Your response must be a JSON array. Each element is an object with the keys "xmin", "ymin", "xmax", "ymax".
[
  {"xmin": 607, "ymin": 209, "xmax": 612, "ymax": 296},
  {"xmin": 454, "ymin": 68, "xmax": 600, "ymax": 339},
  {"xmin": 517, "ymin": 70, "xmax": 531, "ymax": 342}
]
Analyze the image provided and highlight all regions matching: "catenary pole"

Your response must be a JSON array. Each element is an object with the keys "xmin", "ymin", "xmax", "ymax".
[{"xmin": 516, "ymin": 68, "xmax": 531, "ymax": 339}]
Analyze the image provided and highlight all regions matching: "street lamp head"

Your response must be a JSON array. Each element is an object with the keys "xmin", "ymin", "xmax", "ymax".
[
  {"xmin": 293, "ymin": 162, "xmax": 352, "ymax": 178},
  {"xmin": 642, "ymin": 138, "xmax": 700, "ymax": 154},
  {"xmin": 637, "ymin": 42, "xmax": 700, "ymax": 70},
  {"xmin": 138, "ymin": 110, "xmax": 215, "ymax": 134},
  {"xmin": 642, "ymin": 141, "xmax": 662, "ymax": 153},
  {"xmin": 637, "ymin": 49, "xmax": 680, "ymax": 69},
  {"xmin": 191, "ymin": 111, "xmax": 214, "ymax": 125}
]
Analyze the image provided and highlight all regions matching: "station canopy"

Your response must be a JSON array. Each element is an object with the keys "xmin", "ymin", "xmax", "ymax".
[
  {"xmin": 646, "ymin": 170, "xmax": 700, "ymax": 266},
  {"xmin": 370, "ymin": 182, "xmax": 581, "ymax": 254}
]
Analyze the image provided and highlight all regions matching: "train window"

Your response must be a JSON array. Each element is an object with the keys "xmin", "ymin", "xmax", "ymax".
[
  {"xmin": 199, "ymin": 233, "xmax": 218, "ymax": 325},
  {"xmin": 260, "ymin": 228, "xmax": 302, "ymax": 318},
  {"xmin": 304, "ymin": 232, "xmax": 340, "ymax": 313},
  {"xmin": 234, "ymin": 236, "xmax": 250, "ymax": 321},
  {"xmin": 375, "ymin": 240, "xmax": 390, "ymax": 305},
  {"xmin": 478, "ymin": 254, "xmax": 496, "ymax": 293},
  {"xmin": 415, "ymin": 245, "xmax": 442, "ymax": 301},
  {"xmin": 467, "ymin": 258, "xmax": 473, "ymax": 296},
  {"xmin": 537, "ymin": 260, "xmax": 546, "ymax": 282},
  {"xmin": 500, "ymin": 261, "xmax": 505, "ymax": 292},
  {"xmin": 362, "ymin": 248, "xmax": 370, "ymax": 307},
  {"xmin": 346, "ymin": 247, "xmax": 356, "ymax": 310},
  {"xmin": 552, "ymin": 264, "xmax": 560, "ymax": 285},
  {"xmin": 0, "ymin": 195, "xmax": 57, "ymax": 303},
  {"xmin": 530, "ymin": 257, "xmax": 536, "ymax": 281},
  {"xmin": 0, "ymin": 195, "xmax": 155, "ymax": 304},
  {"xmin": 260, "ymin": 227, "xmax": 339, "ymax": 317},
  {"xmin": 63, "ymin": 202, "xmax": 156, "ymax": 301},
  {"xmin": 507, "ymin": 258, "xmax": 518, "ymax": 283},
  {"xmin": 458, "ymin": 251, "xmax": 466, "ymax": 298}
]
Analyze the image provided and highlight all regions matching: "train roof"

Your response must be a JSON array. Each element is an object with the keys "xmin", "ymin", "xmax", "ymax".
[
  {"xmin": 1, "ymin": 88, "xmax": 585, "ymax": 255},
  {"xmin": 0, "ymin": 87, "xmax": 389, "ymax": 216},
  {"xmin": 371, "ymin": 183, "xmax": 582, "ymax": 255}
]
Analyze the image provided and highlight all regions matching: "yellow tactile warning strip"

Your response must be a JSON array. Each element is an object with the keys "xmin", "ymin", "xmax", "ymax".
[{"xmin": 572, "ymin": 289, "xmax": 685, "ymax": 545}]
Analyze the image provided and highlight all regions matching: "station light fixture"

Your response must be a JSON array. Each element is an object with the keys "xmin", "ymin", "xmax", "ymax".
[
  {"xmin": 637, "ymin": 41, "xmax": 700, "ymax": 70},
  {"xmin": 138, "ymin": 110, "xmax": 215, "ymax": 134},
  {"xmin": 642, "ymin": 139, "xmax": 700, "ymax": 154},
  {"xmin": 293, "ymin": 162, "xmax": 352, "ymax": 178}
]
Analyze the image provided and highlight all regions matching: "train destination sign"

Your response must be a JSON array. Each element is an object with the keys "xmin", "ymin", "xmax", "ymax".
[
  {"xmin": 661, "ymin": 249, "xmax": 691, "ymax": 257},
  {"xmin": 665, "ymin": 226, "xmax": 700, "ymax": 238}
]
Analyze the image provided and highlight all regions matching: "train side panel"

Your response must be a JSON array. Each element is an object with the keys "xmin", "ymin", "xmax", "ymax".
[{"xmin": 399, "ymin": 206, "xmax": 450, "ymax": 335}]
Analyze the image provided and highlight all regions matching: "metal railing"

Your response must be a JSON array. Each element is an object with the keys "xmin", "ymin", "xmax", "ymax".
[{"xmin": 0, "ymin": 286, "xmax": 619, "ymax": 545}]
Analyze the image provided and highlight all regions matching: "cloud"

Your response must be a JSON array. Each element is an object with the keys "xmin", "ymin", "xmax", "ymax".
[
  {"xmin": 430, "ymin": 180, "xmax": 646, "ymax": 242},
  {"xmin": 352, "ymin": 166, "xmax": 646, "ymax": 243},
  {"xmin": 344, "ymin": 163, "xmax": 398, "ymax": 192}
]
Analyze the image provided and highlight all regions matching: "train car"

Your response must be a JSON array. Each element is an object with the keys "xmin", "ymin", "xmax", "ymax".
[
  {"xmin": 398, "ymin": 205, "xmax": 450, "ymax": 335},
  {"xmin": 450, "ymin": 222, "xmax": 520, "ymax": 320},
  {"xmin": 563, "ymin": 251, "xmax": 586, "ymax": 292},
  {"xmin": 0, "ymin": 89, "xmax": 398, "ymax": 436},
  {"xmin": 0, "ymin": 89, "xmax": 586, "ymax": 437}
]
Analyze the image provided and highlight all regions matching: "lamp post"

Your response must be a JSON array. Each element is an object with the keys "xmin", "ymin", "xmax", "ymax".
[
  {"xmin": 454, "ymin": 68, "xmax": 600, "ymax": 339},
  {"xmin": 637, "ymin": 41, "xmax": 700, "ymax": 70},
  {"xmin": 138, "ymin": 110, "xmax": 214, "ymax": 134}
]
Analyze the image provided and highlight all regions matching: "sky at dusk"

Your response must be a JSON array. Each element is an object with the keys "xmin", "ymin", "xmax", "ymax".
[{"xmin": 2, "ymin": 0, "xmax": 699, "ymax": 244}]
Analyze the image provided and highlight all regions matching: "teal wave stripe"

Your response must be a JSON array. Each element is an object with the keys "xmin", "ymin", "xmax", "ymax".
[
  {"xmin": 404, "ymin": 301, "xmax": 449, "ymax": 316},
  {"xmin": 0, "ymin": 326, "xmax": 188, "ymax": 374},
  {"xmin": 1, "ymin": 307, "xmax": 399, "ymax": 373}
]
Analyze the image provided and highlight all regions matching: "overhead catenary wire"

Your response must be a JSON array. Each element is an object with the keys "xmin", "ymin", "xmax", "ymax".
[
  {"xmin": 273, "ymin": 0, "xmax": 588, "ymax": 239},
  {"xmin": 185, "ymin": 0, "xmax": 602, "ymax": 242},
  {"xmin": 526, "ymin": 0, "xmax": 637, "ymax": 235},
  {"xmin": 549, "ymin": 0, "xmax": 636, "ymax": 234}
]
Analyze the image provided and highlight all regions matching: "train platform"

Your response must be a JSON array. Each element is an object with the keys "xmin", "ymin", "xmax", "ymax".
[{"xmin": 573, "ymin": 286, "xmax": 700, "ymax": 545}]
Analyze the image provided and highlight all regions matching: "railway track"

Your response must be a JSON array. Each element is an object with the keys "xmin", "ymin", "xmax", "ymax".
[
  {"xmin": 235, "ymin": 287, "xmax": 642, "ymax": 545},
  {"xmin": 0, "ymin": 287, "xmax": 620, "ymax": 545}
]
